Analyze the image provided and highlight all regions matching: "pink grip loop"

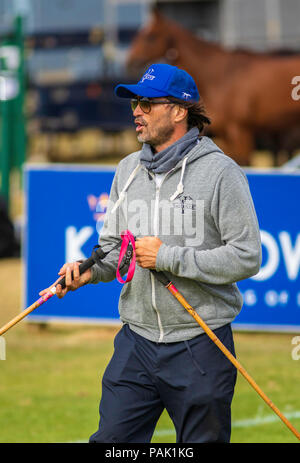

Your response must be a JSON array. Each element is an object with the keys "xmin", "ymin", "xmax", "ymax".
[{"xmin": 116, "ymin": 230, "xmax": 136, "ymax": 284}]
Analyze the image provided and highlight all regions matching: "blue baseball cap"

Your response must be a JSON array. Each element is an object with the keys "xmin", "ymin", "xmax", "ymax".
[{"xmin": 114, "ymin": 63, "xmax": 200, "ymax": 102}]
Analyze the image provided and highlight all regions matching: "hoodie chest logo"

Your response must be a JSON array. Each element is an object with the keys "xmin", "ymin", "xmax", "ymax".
[{"xmin": 172, "ymin": 195, "xmax": 196, "ymax": 214}]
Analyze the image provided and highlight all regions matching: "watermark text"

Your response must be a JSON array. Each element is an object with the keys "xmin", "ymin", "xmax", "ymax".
[{"xmin": 0, "ymin": 337, "xmax": 6, "ymax": 360}]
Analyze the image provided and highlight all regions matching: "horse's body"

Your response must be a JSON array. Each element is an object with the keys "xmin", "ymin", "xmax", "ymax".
[{"xmin": 127, "ymin": 10, "xmax": 300, "ymax": 165}]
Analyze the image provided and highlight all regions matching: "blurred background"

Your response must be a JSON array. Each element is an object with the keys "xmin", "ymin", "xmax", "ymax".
[{"xmin": 1, "ymin": 0, "xmax": 300, "ymax": 253}]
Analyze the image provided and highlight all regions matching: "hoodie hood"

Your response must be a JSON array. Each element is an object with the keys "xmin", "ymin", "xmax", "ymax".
[{"xmin": 139, "ymin": 127, "xmax": 200, "ymax": 174}]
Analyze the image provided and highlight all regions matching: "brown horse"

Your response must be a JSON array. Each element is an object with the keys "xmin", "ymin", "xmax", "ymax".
[{"xmin": 126, "ymin": 9, "xmax": 300, "ymax": 166}]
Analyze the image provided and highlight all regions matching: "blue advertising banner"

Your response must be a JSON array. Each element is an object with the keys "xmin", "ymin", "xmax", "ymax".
[
  {"xmin": 24, "ymin": 165, "xmax": 300, "ymax": 331},
  {"xmin": 24, "ymin": 164, "xmax": 119, "ymax": 324},
  {"xmin": 235, "ymin": 170, "xmax": 300, "ymax": 331}
]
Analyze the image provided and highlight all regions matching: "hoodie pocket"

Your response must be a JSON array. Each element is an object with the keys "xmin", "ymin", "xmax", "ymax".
[
  {"xmin": 178, "ymin": 278, "xmax": 218, "ymax": 323},
  {"xmin": 119, "ymin": 274, "xmax": 159, "ymax": 328},
  {"xmin": 120, "ymin": 282, "xmax": 130, "ymax": 299}
]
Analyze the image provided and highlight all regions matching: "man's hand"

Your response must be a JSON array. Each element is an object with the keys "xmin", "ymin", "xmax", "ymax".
[
  {"xmin": 39, "ymin": 262, "xmax": 92, "ymax": 299},
  {"xmin": 135, "ymin": 236, "xmax": 163, "ymax": 269}
]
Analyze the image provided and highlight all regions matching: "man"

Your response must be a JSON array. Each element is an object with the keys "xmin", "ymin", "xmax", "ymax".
[{"xmin": 41, "ymin": 63, "xmax": 261, "ymax": 443}]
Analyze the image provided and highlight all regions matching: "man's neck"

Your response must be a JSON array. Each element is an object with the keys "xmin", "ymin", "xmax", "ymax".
[{"xmin": 154, "ymin": 127, "xmax": 188, "ymax": 153}]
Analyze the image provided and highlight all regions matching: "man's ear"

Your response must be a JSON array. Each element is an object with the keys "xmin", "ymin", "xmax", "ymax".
[{"xmin": 173, "ymin": 105, "xmax": 188, "ymax": 123}]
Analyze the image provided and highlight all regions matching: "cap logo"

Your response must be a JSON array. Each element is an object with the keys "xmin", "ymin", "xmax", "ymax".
[
  {"xmin": 140, "ymin": 68, "xmax": 156, "ymax": 83},
  {"xmin": 182, "ymin": 92, "xmax": 191, "ymax": 99}
]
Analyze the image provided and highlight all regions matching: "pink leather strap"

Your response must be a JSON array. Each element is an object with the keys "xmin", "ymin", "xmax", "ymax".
[{"xmin": 116, "ymin": 230, "xmax": 136, "ymax": 284}]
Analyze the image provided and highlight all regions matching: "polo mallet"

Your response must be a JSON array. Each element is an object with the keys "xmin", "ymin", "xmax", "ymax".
[
  {"xmin": 0, "ymin": 238, "xmax": 132, "ymax": 337},
  {"xmin": 150, "ymin": 269, "xmax": 300, "ymax": 441}
]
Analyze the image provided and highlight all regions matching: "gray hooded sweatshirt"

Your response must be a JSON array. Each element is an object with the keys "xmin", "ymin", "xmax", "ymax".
[{"xmin": 90, "ymin": 136, "xmax": 262, "ymax": 343}]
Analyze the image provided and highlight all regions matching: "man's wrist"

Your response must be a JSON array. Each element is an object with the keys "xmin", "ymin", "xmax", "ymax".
[{"xmin": 155, "ymin": 243, "xmax": 171, "ymax": 272}]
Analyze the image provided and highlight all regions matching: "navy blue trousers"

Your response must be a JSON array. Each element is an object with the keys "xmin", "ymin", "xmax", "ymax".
[{"xmin": 89, "ymin": 323, "xmax": 237, "ymax": 443}]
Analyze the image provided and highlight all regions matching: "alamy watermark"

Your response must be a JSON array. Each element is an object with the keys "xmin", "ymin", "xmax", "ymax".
[
  {"xmin": 291, "ymin": 76, "xmax": 300, "ymax": 101},
  {"xmin": 95, "ymin": 196, "xmax": 205, "ymax": 246},
  {"xmin": 0, "ymin": 336, "xmax": 6, "ymax": 360},
  {"xmin": 291, "ymin": 336, "xmax": 300, "ymax": 361}
]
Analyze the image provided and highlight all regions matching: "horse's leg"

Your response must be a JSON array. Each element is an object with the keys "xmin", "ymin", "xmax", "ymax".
[{"xmin": 222, "ymin": 124, "xmax": 254, "ymax": 167}]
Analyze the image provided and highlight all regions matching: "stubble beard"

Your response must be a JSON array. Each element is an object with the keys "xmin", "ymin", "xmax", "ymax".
[{"xmin": 137, "ymin": 122, "xmax": 175, "ymax": 150}]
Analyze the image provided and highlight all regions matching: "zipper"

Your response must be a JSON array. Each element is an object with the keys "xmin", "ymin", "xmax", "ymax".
[
  {"xmin": 151, "ymin": 273, "xmax": 164, "ymax": 343},
  {"xmin": 151, "ymin": 172, "xmax": 172, "ymax": 343}
]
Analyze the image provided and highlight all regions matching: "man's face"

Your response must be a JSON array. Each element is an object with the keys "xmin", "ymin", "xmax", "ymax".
[{"xmin": 132, "ymin": 97, "xmax": 176, "ymax": 149}]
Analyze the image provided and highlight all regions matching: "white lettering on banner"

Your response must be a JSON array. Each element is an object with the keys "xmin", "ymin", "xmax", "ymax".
[
  {"xmin": 251, "ymin": 230, "xmax": 300, "ymax": 281},
  {"xmin": 243, "ymin": 289, "xmax": 257, "ymax": 306},
  {"xmin": 252, "ymin": 230, "xmax": 279, "ymax": 281},
  {"xmin": 264, "ymin": 290, "xmax": 289, "ymax": 307},
  {"xmin": 65, "ymin": 226, "xmax": 93, "ymax": 262},
  {"xmin": 241, "ymin": 290, "xmax": 294, "ymax": 307},
  {"xmin": 63, "ymin": 222, "xmax": 300, "ymax": 281},
  {"xmin": 279, "ymin": 232, "xmax": 300, "ymax": 280}
]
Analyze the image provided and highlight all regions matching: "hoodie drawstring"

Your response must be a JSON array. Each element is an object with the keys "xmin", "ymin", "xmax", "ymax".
[
  {"xmin": 169, "ymin": 156, "xmax": 188, "ymax": 202},
  {"xmin": 111, "ymin": 163, "xmax": 142, "ymax": 213},
  {"xmin": 112, "ymin": 155, "xmax": 189, "ymax": 214}
]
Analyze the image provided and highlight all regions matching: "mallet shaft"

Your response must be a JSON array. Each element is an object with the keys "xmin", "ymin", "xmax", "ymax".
[
  {"xmin": 0, "ymin": 257, "xmax": 97, "ymax": 336},
  {"xmin": 0, "ymin": 287, "xmax": 56, "ymax": 336},
  {"xmin": 0, "ymin": 244, "xmax": 115, "ymax": 336}
]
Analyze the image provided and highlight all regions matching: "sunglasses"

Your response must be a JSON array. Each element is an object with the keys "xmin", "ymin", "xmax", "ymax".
[{"xmin": 130, "ymin": 97, "xmax": 174, "ymax": 114}]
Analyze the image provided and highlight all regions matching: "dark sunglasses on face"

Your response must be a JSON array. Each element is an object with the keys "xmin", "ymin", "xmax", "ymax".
[{"xmin": 130, "ymin": 97, "xmax": 174, "ymax": 114}]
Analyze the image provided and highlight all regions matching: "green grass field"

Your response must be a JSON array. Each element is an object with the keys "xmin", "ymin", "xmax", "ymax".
[{"xmin": 0, "ymin": 258, "xmax": 299, "ymax": 443}]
